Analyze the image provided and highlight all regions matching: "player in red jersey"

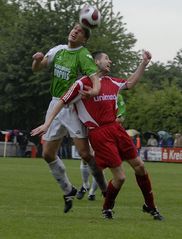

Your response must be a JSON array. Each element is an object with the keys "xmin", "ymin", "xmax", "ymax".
[{"xmin": 31, "ymin": 50, "xmax": 164, "ymax": 220}]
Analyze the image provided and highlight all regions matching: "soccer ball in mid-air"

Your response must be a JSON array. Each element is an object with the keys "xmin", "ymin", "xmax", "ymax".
[{"xmin": 79, "ymin": 4, "xmax": 101, "ymax": 29}]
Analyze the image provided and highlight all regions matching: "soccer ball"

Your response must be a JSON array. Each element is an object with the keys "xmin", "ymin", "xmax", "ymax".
[{"xmin": 79, "ymin": 4, "xmax": 101, "ymax": 29}]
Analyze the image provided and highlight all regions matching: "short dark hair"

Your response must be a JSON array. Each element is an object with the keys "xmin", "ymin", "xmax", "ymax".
[{"xmin": 92, "ymin": 51, "xmax": 105, "ymax": 60}]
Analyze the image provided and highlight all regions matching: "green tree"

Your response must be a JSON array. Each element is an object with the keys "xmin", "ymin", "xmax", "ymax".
[
  {"xmin": 0, "ymin": 0, "xmax": 138, "ymax": 130},
  {"xmin": 124, "ymin": 83, "xmax": 182, "ymax": 134}
]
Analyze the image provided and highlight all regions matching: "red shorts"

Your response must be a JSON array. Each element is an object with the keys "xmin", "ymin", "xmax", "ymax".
[{"xmin": 88, "ymin": 122, "xmax": 137, "ymax": 169}]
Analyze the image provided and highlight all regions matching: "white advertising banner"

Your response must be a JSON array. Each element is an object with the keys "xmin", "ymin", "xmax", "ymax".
[{"xmin": 140, "ymin": 147, "xmax": 162, "ymax": 162}]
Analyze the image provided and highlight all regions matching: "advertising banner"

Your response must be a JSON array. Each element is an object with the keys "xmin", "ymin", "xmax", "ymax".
[
  {"xmin": 162, "ymin": 148, "xmax": 182, "ymax": 162},
  {"xmin": 140, "ymin": 147, "xmax": 162, "ymax": 162}
]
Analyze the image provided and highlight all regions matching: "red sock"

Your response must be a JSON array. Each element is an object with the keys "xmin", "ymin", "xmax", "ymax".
[
  {"xmin": 103, "ymin": 180, "xmax": 120, "ymax": 210},
  {"xmin": 135, "ymin": 173, "xmax": 155, "ymax": 208}
]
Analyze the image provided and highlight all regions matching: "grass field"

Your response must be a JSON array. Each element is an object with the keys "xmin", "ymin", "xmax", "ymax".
[{"xmin": 0, "ymin": 157, "xmax": 181, "ymax": 239}]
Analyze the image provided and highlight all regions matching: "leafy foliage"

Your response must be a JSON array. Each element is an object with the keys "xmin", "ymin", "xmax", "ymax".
[
  {"xmin": 124, "ymin": 82, "xmax": 182, "ymax": 134},
  {"xmin": 0, "ymin": 0, "xmax": 181, "ymax": 136}
]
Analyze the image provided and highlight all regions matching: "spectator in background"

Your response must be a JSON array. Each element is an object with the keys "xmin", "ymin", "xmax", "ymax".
[
  {"xmin": 166, "ymin": 136, "xmax": 174, "ymax": 147},
  {"xmin": 147, "ymin": 135, "xmax": 158, "ymax": 147},
  {"xmin": 59, "ymin": 134, "xmax": 72, "ymax": 159},
  {"xmin": 136, "ymin": 135, "xmax": 141, "ymax": 152},
  {"xmin": 158, "ymin": 137, "xmax": 164, "ymax": 147},
  {"xmin": 173, "ymin": 133, "xmax": 182, "ymax": 148},
  {"xmin": 17, "ymin": 133, "xmax": 28, "ymax": 157}
]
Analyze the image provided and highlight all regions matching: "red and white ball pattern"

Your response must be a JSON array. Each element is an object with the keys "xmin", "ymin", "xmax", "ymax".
[{"xmin": 79, "ymin": 4, "xmax": 101, "ymax": 29}]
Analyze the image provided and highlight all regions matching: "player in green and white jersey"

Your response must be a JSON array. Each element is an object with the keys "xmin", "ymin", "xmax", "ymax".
[{"xmin": 32, "ymin": 23, "xmax": 107, "ymax": 213}]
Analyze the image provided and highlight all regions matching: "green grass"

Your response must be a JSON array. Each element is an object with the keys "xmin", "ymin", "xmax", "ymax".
[{"xmin": 0, "ymin": 157, "xmax": 181, "ymax": 239}]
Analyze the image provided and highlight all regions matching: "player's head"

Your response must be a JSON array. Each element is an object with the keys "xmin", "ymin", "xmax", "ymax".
[
  {"xmin": 68, "ymin": 23, "xmax": 91, "ymax": 47},
  {"xmin": 92, "ymin": 51, "xmax": 112, "ymax": 74}
]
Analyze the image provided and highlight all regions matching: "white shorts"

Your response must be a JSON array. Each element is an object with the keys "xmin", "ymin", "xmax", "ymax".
[{"xmin": 43, "ymin": 97, "xmax": 87, "ymax": 141}]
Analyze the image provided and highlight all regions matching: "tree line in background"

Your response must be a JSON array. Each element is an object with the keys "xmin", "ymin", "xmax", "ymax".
[{"xmin": 0, "ymin": 0, "xmax": 181, "ymax": 137}]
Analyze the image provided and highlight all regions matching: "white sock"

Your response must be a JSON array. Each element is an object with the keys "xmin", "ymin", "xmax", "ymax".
[
  {"xmin": 89, "ymin": 177, "xmax": 98, "ymax": 195},
  {"xmin": 80, "ymin": 160, "xmax": 90, "ymax": 189},
  {"xmin": 48, "ymin": 156, "xmax": 72, "ymax": 195}
]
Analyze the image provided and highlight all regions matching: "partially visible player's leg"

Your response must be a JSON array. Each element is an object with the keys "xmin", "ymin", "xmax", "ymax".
[
  {"xmin": 80, "ymin": 160, "xmax": 90, "ymax": 189},
  {"xmin": 73, "ymin": 137, "xmax": 107, "ymax": 194},
  {"xmin": 61, "ymin": 106, "xmax": 107, "ymax": 194},
  {"xmin": 76, "ymin": 160, "xmax": 90, "ymax": 199},
  {"xmin": 88, "ymin": 176, "xmax": 98, "ymax": 200},
  {"xmin": 127, "ymin": 156, "xmax": 164, "ymax": 220}
]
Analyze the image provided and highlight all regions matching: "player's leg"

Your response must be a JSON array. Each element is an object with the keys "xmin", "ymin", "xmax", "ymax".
[
  {"xmin": 42, "ymin": 100, "xmax": 78, "ymax": 213},
  {"xmin": 102, "ymin": 165, "xmax": 125, "ymax": 219},
  {"xmin": 43, "ymin": 139, "xmax": 77, "ymax": 213},
  {"xmin": 127, "ymin": 156, "xmax": 164, "ymax": 220},
  {"xmin": 61, "ymin": 105, "xmax": 107, "ymax": 194},
  {"xmin": 88, "ymin": 176, "xmax": 98, "ymax": 200},
  {"xmin": 73, "ymin": 137, "xmax": 107, "ymax": 194},
  {"xmin": 76, "ymin": 160, "xmax": 90, "ymax": 199},
  {"xmin": 43, "ymin": 139, "xmax": 73, "ymax": 194}
]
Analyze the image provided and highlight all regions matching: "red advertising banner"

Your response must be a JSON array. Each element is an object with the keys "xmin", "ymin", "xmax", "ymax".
[
  {"xmin": 162, "ymin": 148, "xmax": 182, "ymax": 162},
  {"xmin": 140, "ymin": 147, "xmax": 182, "ymax": 163}
]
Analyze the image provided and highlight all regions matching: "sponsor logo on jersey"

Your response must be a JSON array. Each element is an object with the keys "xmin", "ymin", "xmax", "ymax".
[
  {"xmin": 94, "ymin": 94, "xmax": 117, "ymax": 102},
  {"xmin": 54, "ymin": 64, "xmax": 70, "ymax": 80}
]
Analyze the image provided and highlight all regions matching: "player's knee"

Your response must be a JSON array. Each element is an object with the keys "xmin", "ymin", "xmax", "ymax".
[
  {"xmin": 79, "ymin": 150, "xmax": 92, "ymax": 162},
  {"xmin": 117, "ymin": 178, "xmax": 125, "ymax": 188},
  {"xmin": 42, "ymin": 150, "xmax": 55, "ymax": 163},
  {"xmin": 118, "ymin": 174, "xmax": 126, "ymax": 184},
  {"xmin": 114, "ymin": 174, "xmax": 125, "ymax": 188},
  {"xmin": 134, "ymin": 160, "xmax": 146, "ymax": 175}
]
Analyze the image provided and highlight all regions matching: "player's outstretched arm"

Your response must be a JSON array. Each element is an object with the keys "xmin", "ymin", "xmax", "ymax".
[
  {"xmin": 31, "ymin": 99, "xmax": 65, "ymax": 136},
  {"xmin": 32, "ymin": 52, "xmax": 48, "ymax": 72},
  {"xmin": 127, "ymin": 50, "xmax": 152, "ymax": 89}
]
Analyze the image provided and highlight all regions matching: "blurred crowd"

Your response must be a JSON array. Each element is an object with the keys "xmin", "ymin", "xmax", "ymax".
[
  {"xmin": 0, "ymin": 129, "xmax": 182, "ymax": 158},
  {"xmin": 131, "ymin": 131, "xmax": 182, "ymax": 148}
]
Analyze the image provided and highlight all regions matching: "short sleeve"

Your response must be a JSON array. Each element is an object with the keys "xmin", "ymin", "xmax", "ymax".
[
  {"xmin": 79, "ymin": 48, "xmax": 98, "ymax": 77},
  {"xmin": 45, "ymin": 45, "xmax": 68, "ymax": 65}
]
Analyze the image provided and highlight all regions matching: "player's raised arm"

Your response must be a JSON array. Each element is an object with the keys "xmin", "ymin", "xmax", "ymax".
[
  {"xmin": 127, "ymin": 50, "xmax": 152, "ymax": 89},
  {"xmin": 32, "ymin": 52, "xmax": 48, "ymax": 72}
]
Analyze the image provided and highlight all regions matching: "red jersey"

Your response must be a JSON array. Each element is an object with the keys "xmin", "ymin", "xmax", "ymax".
[{"xmin": 61, "ymin": 76, "xmax": 127, "ymax": 128}]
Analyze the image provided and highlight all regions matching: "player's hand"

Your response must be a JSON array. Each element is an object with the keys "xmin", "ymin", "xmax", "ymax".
[
  {"xmin": 142, "ymin": 50, "xmax": 152, "ymax": 66},
  {"xmin": 31, "ymin": 124, "xmax": 48, "ymax": 137},
  {"xmin": 79, "ymin": 85, "xmax": 98, "ymax": 98},
  {"xmin": 32, "ymin": 52, "xmax": 44, "ymax": 62}
]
